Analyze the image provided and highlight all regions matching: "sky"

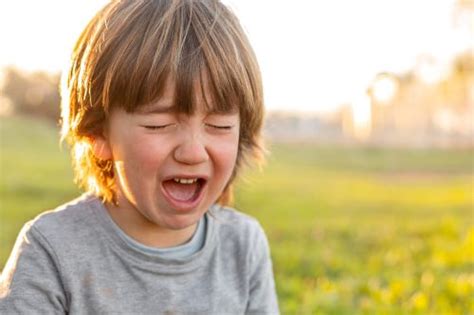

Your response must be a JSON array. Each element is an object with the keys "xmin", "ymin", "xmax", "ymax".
[{"xmin": 0, "ymin": 0, "xmax": 471, "ymax": 113}]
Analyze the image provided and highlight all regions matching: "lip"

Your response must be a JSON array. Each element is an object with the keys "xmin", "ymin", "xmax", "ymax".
[{"xmin": 160, "ymin": 174, "xmax": 208, "ymax": 212}]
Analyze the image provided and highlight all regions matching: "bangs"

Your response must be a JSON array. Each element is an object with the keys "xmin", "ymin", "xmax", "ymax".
[{"xmin": 94, "ymin": 0, "xmax": 252, "ymax": 115}]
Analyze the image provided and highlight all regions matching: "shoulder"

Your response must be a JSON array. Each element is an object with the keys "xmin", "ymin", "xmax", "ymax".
[
  {"xmin": 210, "ymin": 205, "xmax": 264, "ymax": 235},
  {"xmin": 24, "ymin": 193, "xmax": 102, "ymax": 246},
  {"xmin": 208, "ymin": 205, "xmax": 269, "ymax": 253}
]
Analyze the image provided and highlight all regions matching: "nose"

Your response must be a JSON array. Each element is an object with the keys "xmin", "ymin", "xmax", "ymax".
[{"xmin": 173, "ymin": 132, "xmax": 209, "ymax": 165}]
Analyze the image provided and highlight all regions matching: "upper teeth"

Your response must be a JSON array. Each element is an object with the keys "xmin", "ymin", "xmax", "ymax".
[{"xmin": 174, "ymin": 178, "xmax": 198, "ymax": 184}]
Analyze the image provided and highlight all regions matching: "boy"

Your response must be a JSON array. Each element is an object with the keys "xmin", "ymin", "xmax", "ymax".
[{"xmin": 0, "ymin": 0, "xmax": 279, "ymax": 314}]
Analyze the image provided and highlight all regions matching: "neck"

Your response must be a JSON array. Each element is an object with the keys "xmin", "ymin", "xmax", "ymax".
[{"xmin": 104, "ymin": 201, "xmax": 198, "ymax": 248}]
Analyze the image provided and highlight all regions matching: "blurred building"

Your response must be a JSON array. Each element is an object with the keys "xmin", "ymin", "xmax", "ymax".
[
  {"xmin": 264, "ymin": 52, "xmax": 473, "ymax": 148},
  {"xmin": 343, "ymin": 51, "xmax": 474, "ymax": 147},
  {"xmin": 264, "ymin": 111, "xmax": 346, "ymax": 143}
]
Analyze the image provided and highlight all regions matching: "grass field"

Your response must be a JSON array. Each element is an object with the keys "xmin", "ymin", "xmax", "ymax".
[{"xmin": 1, "ymin": 115, "xmax": 473, "ymax": 314}]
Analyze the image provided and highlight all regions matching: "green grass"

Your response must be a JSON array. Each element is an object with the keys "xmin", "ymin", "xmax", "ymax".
[
  {"xmin": 1, "ymin": 115, "xmax": 473, "ymax": 314},
  {"xmin": 235, "ymin": 143, "xmax": 473, "ymax": 314},
  {"xmin": 0, "ymin": 116, "xmax": 80, "ymax": 264}
]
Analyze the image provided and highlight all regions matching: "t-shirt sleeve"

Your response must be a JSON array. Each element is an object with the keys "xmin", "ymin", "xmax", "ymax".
[
  {"xmin": 0, "ymin": 221, "xmax": 68, "ymax": 314},
  {"xmin": 246, "ymin": 222, "xmax": 279, "ymax": 315}
]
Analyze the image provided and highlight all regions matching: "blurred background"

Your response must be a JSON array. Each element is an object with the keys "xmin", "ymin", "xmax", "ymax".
[{"xmin": 0, "ymin": 0, "xmax": 473, "ymax": 314}]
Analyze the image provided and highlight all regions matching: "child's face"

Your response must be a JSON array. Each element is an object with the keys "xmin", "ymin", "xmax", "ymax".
[{"xmin": 98, "ymin": 79, "xmax": 240, "ymax": 231}]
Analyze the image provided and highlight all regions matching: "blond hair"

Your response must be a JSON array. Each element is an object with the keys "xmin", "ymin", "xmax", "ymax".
[{"xmin": 61, "ymin": 0, "xmax": 264, "ymax": 205}]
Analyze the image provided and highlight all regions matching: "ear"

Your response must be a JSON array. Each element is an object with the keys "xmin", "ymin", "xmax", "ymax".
[{"xmin": 91, "ymin": 136, "xmax": 112, "ymax": 160}]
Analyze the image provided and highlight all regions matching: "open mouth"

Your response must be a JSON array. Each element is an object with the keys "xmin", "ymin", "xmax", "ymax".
[{"xmin": 162, "ymin": 177, "xmax": 206, "ymax": 204}]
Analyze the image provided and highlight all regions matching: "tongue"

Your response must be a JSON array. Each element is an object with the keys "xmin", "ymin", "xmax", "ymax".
[{"xmin": 163, "ymin": 180, "xmax": 199, "ymax": 202}]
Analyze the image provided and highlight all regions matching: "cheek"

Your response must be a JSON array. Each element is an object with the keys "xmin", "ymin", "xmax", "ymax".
[
  {"xmin": 113, "ymin": 139, "xmax": 168, "ymax": 195},
  {"xmin": 211, "ymin": 137, "xmax": 240, "ymax": 175},
  {"xmin": 132, "ymin": 141, "xmax": 165, "ymax": 166},
  {"xmin": 114, "ymin": 135, "xmax": 167, "ymax": 166},
  {"xmin": 111, "ymin": 140, "xmax": 171, "ymax": 192}
]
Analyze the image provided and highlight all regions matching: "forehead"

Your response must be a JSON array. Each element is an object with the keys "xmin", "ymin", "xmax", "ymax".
[{"xmin": 135, "ymin": 75, "xmax": 239, "ymax": 115}]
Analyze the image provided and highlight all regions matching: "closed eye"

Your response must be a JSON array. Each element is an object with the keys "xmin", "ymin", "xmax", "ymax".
[
  {"xmin": 141, "ymin": 124, "xmax": 175, "ymax": 130},
  {"xmin": 205, "ymin": 124, "xmax": 234, "ymax": 130}
]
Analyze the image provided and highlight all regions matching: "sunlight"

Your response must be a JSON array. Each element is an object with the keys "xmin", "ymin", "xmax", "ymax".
[
  {"xmin": 0, "ymin": 0, "xmax": 463, "ymax": 113},
  {"xmin": 73, "ymin": 141, "xmax": 90, "ymax": 165},
  {"xmin": 416, "ymin": 57, "xmax": 446, "ymax": 85},
  {"xmin": 351, "ymin": 94, "xmax": 372, "ymax": 140},
  {"xmin": 371, "ymin": 74, "xmax": 398, "ymax": 104},
  {"xmin": 0, "ymin": 0, "xmax": 108, "ymax": 73}
]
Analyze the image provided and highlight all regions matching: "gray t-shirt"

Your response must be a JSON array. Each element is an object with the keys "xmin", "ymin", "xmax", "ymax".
[{"xmin": 0, "ymin": 194, "xmax": 279, "ymax": 314}]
